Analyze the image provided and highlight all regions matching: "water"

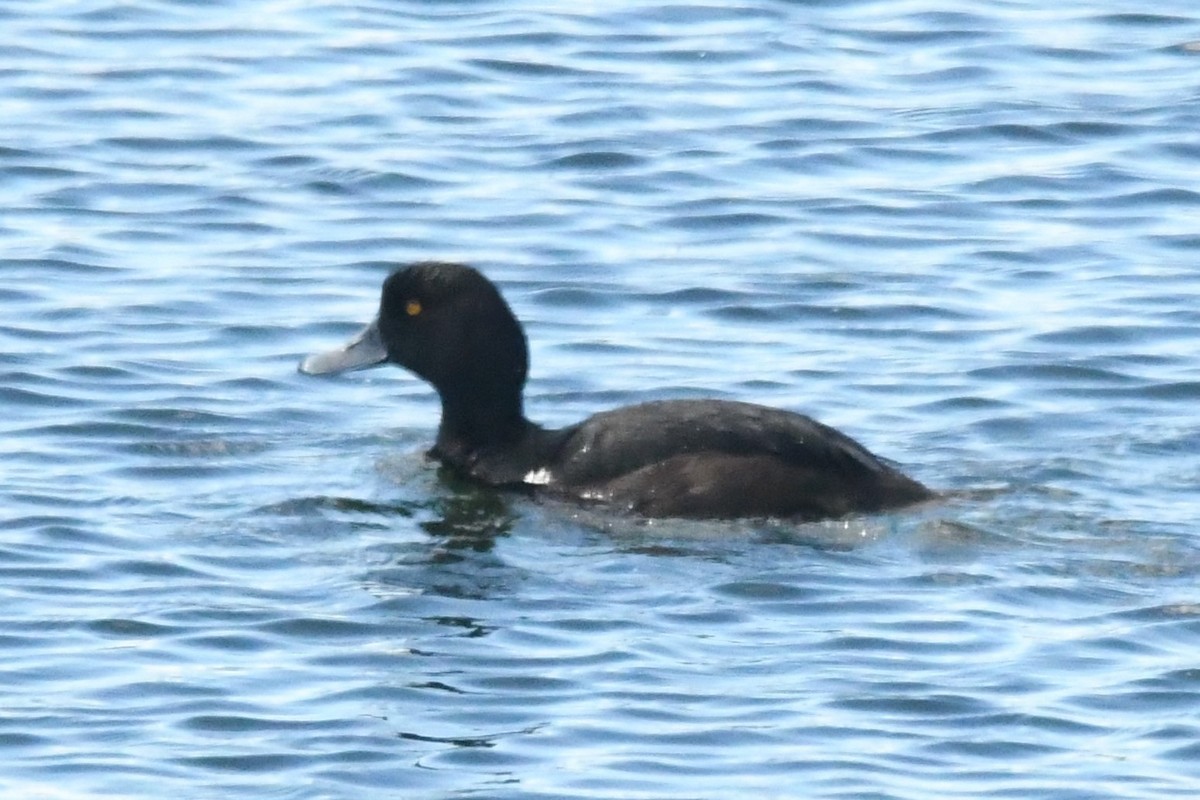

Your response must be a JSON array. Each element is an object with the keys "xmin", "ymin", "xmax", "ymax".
[{"xmin": 4, "ymin": 0, "xmax": 1200, "ymax": 797}]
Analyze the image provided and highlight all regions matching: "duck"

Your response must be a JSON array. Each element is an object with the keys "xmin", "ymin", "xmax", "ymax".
[{"xmin": 300, "ymin": 262, "xmax": 933, "ymax": 520}]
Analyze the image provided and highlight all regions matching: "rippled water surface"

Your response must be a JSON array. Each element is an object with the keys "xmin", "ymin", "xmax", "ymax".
[{"xmin": 5, "ymin": 1, "xmax": 1200, "ymax": 797}]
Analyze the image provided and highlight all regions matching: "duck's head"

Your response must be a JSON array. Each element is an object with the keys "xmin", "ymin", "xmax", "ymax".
[{"xmin": 300, "ymin": 262, "xmax": 530, "ymax": 410}]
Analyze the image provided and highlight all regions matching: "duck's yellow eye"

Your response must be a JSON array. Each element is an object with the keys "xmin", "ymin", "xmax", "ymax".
[{"xmin": 405, "ymin": 299, "xmax": 422, "ymax": 316}]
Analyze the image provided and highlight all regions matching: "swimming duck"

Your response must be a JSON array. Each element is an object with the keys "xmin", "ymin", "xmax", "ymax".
[{"xmin": 300, "ymin": 262, "xmax": 932, "ymax": 520}]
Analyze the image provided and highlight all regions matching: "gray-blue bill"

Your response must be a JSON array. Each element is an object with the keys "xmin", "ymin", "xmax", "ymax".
[{"xmin": 299, "ymin": 319, "xmax": 388, "ymax": 375}]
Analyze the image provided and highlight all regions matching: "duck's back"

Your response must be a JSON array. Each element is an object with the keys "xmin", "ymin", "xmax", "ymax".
[{"xmin": 549, "ymin": 399, "xmax": 930, "ymax": 519}]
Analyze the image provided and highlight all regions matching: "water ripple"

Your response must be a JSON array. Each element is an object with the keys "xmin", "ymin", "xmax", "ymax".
[{"xmin": 4, "ymin": 0, "xmax": 1200, "ymax": 797}]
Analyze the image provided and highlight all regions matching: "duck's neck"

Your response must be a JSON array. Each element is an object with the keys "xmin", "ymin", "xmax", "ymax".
[{"xmin": 434, "ymin": 387, "xmax": 530, "ymax": 461}]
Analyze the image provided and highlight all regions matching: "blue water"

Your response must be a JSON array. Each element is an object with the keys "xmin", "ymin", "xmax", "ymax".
[{"xmin": 4, "ymin": 1, "xmax": 1200, "ymax": 797}]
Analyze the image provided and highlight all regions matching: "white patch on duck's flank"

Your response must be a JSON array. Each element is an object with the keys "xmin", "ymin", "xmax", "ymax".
[{"xmin": 523, "ymin": 467, "xmax": 554, "ymax": 485}]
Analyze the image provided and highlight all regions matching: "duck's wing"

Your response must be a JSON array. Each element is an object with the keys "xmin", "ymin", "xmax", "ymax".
[
  {"xmin": 553, "ymin": 399, "xmax": 886, "ymax": 483},
  {"xmin": 549, "ymin": 399, "xmax": 929, "ymax": 519}
]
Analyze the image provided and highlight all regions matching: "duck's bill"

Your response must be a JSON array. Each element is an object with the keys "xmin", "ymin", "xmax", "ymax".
[{"xmin": 299, "ymin": 319, "xmax": 388, "ymax": 375}]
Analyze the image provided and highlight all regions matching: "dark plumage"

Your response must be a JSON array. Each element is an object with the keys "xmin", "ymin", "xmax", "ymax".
[{"xmin": 300, "ymin": 262, "xmax": 933, "ymax": 520}]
